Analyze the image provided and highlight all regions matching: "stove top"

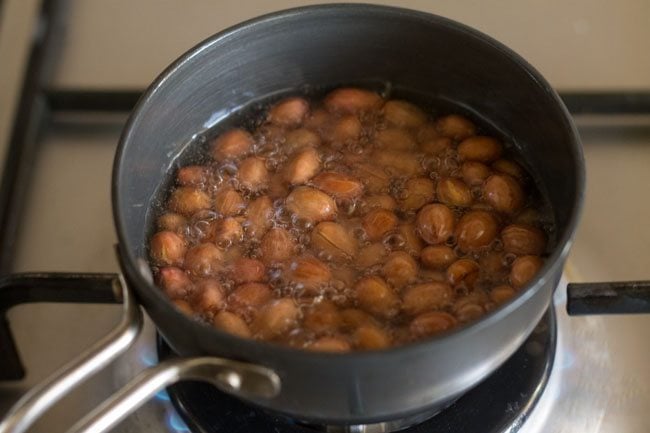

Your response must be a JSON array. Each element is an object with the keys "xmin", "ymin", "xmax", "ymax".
[
  {"xmin": 1, "ymin": 3, "xmax": 650, "ymax": 432},
  {"xmin": 0, "ymin": 93, "xmax": 648, "ymax": 433},
  {"xmin": 158, "ymin": 309, "xmax": 555, "ymax": 433},
  {"xmin": 0, "ymin": 98, "xmax": 649, "ymax": 433}
]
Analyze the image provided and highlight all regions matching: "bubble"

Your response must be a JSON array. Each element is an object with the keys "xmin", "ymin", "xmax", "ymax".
[
  {"xmin": 424, "ymin": 155, "xmax": 441, "ymax": 168},
  {"xmin": 503, "ymin": 253, "xmax": 517, "ymax": 266},
  {"xmin": 193, "ymin": 219, "xmax": 213, "ymax": 232},
  {"xmin": 244, "ymin": 190, "xmax": 259, "ymax": 201},
  {"xmin": 296, "ymin": 296, "xmax": 317, "ymax": 309},
  {"xmin": 445, "ymin": 235, "xmax": 457, "ymax": 247},
  {"xmin": 212, "ymin": 170, "xmax": 228, "ymax": 186},
  {"xmin": 316, "ymin": 250, "xmax": 333, "ymax": 262},
  {"xmin": 295, "ymin": 285, "xmax": 313, "ymax": 297},
  {"xmin": 428, "ymin": 171, "xmax": 440, "ymax": 181},
  {"xmin": 319, "ymin": 157, "xmax": 333, "ymax": 170},
  {"xmin": 383, "ymin": 233, "xmax": 405, "ymax": 250},
  {"xmin": 178, "ymin": 224, "xmax": 191, "ymax": 239},
  {"xmin": 292, "ymin": 216, "xmax": 314, "ymax": 231},
  {"xmin": 353, "ymin": 227, "xmax": 367, "ymax": 241},
  {"xmin": 188, "ymin": 222, "xmax": 210, "ymax": 242},
  {"xmin": 331, "ymin": 293, "xmax": 348, "ymax": 305},
  {"xmin": 264, "ymin": 157, "xmax": 280, "ymax": 171},
  {"xmin": 219, "ymin": 162, "xmax": 239, "ymax": 177},
  {"xmin": 229, "ymin": 178, "xmax": 241, "ymax": 190},
  {"xmin": 340, "ymin": 199, "xmax": 357, "ymax": 215},
  {"xmin": 379, "ymin": 81, "xmax": 393, "ymax": 99},
  {"xmin": 216, "ymin": 238, "xmax": 232, "ymax": 249},
  {"xmin": 347, "ymin": 143, "xmax": 364, "ymax": 155},
  {"xmin": 196, "ymin": 208, "xmax": 219, "ymax": 220},
  {"xmin": 220, "ymin": 284, "xmax": 235, "ymax": 299},
  {"xmin": 275, "ymin": 207, "xmax": 293, "ymax": 226},
  {"xmin": 443, "ymin": 156, "xmax": 459, "ymax": 173},
  {"xmin": 248, "ymin": 247, "xmax": 261, "ymax": 260},
  {"xmin": 194, "ymin": 133, "xmax": 208, "ymax": 145}
]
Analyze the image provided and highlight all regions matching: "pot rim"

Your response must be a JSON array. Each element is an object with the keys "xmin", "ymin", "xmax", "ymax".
[{"xmin": 112, "ymin": 3, "xmax": 585, "ymax": 362}]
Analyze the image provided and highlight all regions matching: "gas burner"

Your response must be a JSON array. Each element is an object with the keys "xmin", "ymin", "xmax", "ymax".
[{"xmin": 157, "ymin": 309, "xmax": 555, "ymax": 433}]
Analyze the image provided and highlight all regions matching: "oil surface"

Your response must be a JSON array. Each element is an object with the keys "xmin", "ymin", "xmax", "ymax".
[{"xmin": 147, "ymin": 86, "xmax": 555, "ymax": 352}]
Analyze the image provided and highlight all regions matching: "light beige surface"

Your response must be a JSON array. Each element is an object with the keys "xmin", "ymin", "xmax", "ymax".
[
  {"xmin": 11, "ymin": 117, "xmax": 122, "ymax": 272},
  {"xmin": 569, "ymin": 117, "xmax": 650, "ymax": 282},
  {"xmin": 1, "ymin": 2, "xmax": 650, "ymax": 432},
  {"xmin": 51, "ymin": 0, "xmax": 650, "ymax": 91},
  {"xmin": 0, "ymin": 0, "xmax": 41, "ymax": 172}
]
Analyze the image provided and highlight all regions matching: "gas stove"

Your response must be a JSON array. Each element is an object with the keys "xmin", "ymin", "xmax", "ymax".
[
  {"xmin": 2, "ymin": 270, "xmax": 638, "ymax": 433},
  {"xmin": 156, "ymin": 310, "xmax": 555, "ymax": 433},
  {"xmin": 1, "ymin": 2, "xmax": 649, "ymax": 433}
]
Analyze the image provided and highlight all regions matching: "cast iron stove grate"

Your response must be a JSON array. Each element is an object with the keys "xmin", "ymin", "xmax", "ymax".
[{"xmin": 157, "ymin": 308, "xmax": 555, "ymax": 433}]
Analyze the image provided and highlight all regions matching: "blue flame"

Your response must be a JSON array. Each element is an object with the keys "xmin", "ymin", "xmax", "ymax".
[
  {"xmin": 138, "ymin": 348, "xmax": 157, "ymax": 367},
  {"xmin": 137, "ymin": 347, "xmax": 189, "ymax": 432},
  {"xmin": 155, "ymin": 390, "xmax": 171, "ymax": 401},
  {"xmin": 165, "ymin": 410, "xmax": 190, "ymax": 432}
]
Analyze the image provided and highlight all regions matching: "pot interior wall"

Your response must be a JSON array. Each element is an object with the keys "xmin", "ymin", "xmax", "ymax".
[{"xmin": 115, "ymin": 6, "xmax": 579, "ymax": 269}]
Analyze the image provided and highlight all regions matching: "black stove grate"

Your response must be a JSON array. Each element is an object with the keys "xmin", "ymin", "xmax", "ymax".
[{"xmin": 157, "ymin": 308, "xmax": 555, "ymax": 433}]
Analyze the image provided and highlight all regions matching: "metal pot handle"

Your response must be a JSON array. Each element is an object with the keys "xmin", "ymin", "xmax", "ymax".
[
  {"xmin": 567, "ymin": 280, "xmax": 650, "ymax": 315},
  {"xmin": 0, "ymin": 274, "xmax": 140, "ymax": 433},
  {"xmin": 68, "ymin": 357, "xmax": 280, "ymax": 433},
  {"xmin": 0, "ymin": 274, "xmax": 281, "ymax": 433}
]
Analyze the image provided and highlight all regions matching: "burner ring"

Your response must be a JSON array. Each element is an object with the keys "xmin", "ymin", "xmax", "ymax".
[
  {"xmin": 296, "ymin": 401, "xmax": 456, "ymax": 433},
  {"xmin": 158, "ymin": 308, "xmax": 555, "ymax": 433}
]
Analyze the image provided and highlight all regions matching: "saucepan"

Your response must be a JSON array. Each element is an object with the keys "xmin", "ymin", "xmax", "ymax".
[{"xmin": 0, "ymin": 4, "xmax": 591, "ymax": 433}]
